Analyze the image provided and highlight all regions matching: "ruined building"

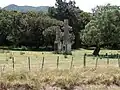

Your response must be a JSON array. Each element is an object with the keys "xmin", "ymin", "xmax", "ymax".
[{"xmin": 54, "ymin": 19, "xmax": 72, "ymax": 55}]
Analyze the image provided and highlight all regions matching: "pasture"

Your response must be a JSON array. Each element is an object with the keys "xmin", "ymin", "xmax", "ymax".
[{"xmin": 0, "ymin": 49, "xmax": 119, "ymax": 72}]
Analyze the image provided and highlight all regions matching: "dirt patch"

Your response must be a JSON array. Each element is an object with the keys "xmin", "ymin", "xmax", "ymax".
[
  {"xmin": 42, "ymin": 85, "xmax": 120, "ymax": 90},
  {"xmin": 0, "ymin": 82, "xmax": 34, "ymax": 90},
  {"xmin": 0, "ymin": 83, "xmax": 120, "ymax": 90}
]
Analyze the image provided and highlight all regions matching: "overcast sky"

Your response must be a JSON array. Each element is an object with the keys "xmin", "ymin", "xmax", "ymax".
[{"xmin": 0, "ymin": 0, "xmax": 120, "ymax": 12}]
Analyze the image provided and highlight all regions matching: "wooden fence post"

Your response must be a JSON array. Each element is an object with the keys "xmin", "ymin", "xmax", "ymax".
[
  {"xmin": 118, "ymin": 54, "xmax": 120, "ymax": 68},
  {"xmin": 28, "ymin": 57, "xmax": 31, "ymax": 71},
  {"xmin": 95, "ymin": 56, "xmax": 99, "ymax": 69},
  {"xmin": 83, "ymin": 53, "xmax": 87, "ymax": 68},
  {"xmin": 70, "ymin": 57, "xmax": 74, "ymax": 70},
  {"xmin": 57, "ymin": 56, "xmax": 59, "ymax": 69},
  {"xmin": 106, "ymin": 53, "xmax": 109, "ymax": 65},
  {"xmin": 41, "ymin": 57, "xmax": 45, "ymax": 70},
  {"xmin": 0, "ymin": 66, "xmax": 2, "ymax": 76},
  {"xmin": 12, "ymin": 57, "xmax": 14, "ymax": 71}
]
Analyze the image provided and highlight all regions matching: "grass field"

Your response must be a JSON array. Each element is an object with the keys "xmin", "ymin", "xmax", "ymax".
[
  {"xmin": 0, "ymin": 49, "xmax": 120, "ymax": 90},
  {"xmin": 0, "ymin": 48, "xmax": 119, "ymax": 71}
]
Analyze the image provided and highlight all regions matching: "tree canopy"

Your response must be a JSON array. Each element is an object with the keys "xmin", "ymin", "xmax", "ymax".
[
  {"xmin": 0, "ymin": 1, "xmax": 120, "ymax": 52},
  {"xmin": 48, "ymin": 0, "xmax": 91, "ymax": 48},
  {"xmin": 82, "ymin": 4, "xmax": 120, "ymax": 55}
]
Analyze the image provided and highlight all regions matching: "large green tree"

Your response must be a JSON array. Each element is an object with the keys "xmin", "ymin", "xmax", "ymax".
[
  {"xmin": 82, "ymin": 4, "xmax": 120, "ymax": 56},
  {"xmin": 48, "ymin": 0, "xmax": 91, "ymax": 49}
]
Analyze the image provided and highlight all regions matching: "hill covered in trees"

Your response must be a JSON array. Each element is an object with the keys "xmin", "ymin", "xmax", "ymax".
[{"xmin": 3, "ymin": 4, "xmax": 49, "ymax": 12}]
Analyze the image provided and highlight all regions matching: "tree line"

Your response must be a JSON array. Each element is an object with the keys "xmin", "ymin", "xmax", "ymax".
[
  {"xmin": 0, "ymin": 0, "xmax": 120, "ymax": 55},
  {"xmin": 0, "ymin": 0, "xmax": 91, "ymax": 49},
  {"xmin": 0, "ymin": 10, "xmax": 63, "ymax": 49}
]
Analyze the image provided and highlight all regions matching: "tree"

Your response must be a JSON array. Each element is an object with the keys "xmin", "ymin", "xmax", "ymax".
[
  {"xmin": 43, "ymin": 26, "xmax": 60, "ymax": 48},
  {"xmin": 48, "ymin": 0, "xmax": 91, "ymax": 49},
  {"xmin": 0, "ymin": 10, "xmax": 13, "ymax": 45},
  {"xmin": 6, "ymin": 11, "xmax": 28, "ymax": 46},
  {"xmin": 82, "ymin": 4, "xmax": 120, "ymax": 56}
]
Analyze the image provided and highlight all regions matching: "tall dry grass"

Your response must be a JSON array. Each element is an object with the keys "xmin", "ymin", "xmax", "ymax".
[{"xmin": 0, "ymin": 67, "xmax": 120, "ymax": 90}]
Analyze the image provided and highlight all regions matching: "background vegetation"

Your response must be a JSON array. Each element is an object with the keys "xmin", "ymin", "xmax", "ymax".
[
  {"xmin": 0, "ymin": 0, "xmax": 91, "ymax": 50},
  {"xmin": 0, "ymin": 1, "xmax": 120, "ymax": 56}
]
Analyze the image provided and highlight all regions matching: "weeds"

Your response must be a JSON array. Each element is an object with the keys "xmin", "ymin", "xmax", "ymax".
[{"xmin": 0, "ymin": 67, "xmax": 120, "ymax": 89}]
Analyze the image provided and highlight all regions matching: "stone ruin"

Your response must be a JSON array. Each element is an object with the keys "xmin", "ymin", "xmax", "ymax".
[{"xmin": 54, "ymin": 19, "xmax": 72, "ymax": 55}]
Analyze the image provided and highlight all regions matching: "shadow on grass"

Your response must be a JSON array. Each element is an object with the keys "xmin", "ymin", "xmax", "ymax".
[{"xmin": 0, "ymin": 46, "xmax": 54, "ymax": 52}]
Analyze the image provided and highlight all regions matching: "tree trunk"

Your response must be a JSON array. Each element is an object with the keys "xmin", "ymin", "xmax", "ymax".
[
  {"xmin": 93, "ymin": 46, "xmax": 100, "ymax": 56},
  {"xmin": 73, "ymin": 32, "xmax": 80, "ymax": 49}
]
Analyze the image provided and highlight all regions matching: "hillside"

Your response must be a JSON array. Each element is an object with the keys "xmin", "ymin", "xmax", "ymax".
[{"xmin": 3, "ymin": 4, "xmax": 49, "ymax": 12}]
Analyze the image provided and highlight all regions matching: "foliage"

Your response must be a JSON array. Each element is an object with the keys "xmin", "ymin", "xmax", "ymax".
[
  {"xmin": 82, "ymin": 4, "xmax": 120, "ymax": 49},
  {"xmin": 43, "ymin": 26, "xmax": 60, "ymax": 47},
  {"xmin": 1, "ymin": 2, "xmax": 120, "ymax": 51},
  {"xmin": 0, "ymin": 0, "xmax": 91, "ymax": 50},
  {"xmin": 0, "ymin": 10, "xmax": 63, "ymax": 48},
  {"xmin": 48, "ymin": 0, "xmax": 91, "ymax": 48}
]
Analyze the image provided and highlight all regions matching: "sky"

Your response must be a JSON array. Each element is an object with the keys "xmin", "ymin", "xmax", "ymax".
[{"xmin": 0, "ymin": 0, "xmax": 120, "ymax": 12}]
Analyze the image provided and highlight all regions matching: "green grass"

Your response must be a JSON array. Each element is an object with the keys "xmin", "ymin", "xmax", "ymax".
[{"xmin": 0, "ymin": 48, "xmax": 119, "ymax": 71}]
